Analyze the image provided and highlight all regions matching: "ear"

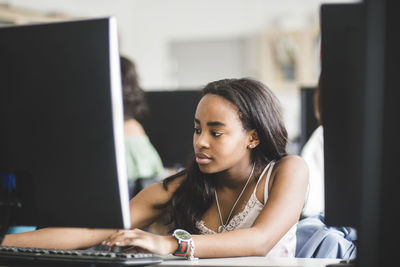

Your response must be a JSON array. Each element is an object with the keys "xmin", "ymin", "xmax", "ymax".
[{"xmin": 247, "ymin": 129, "xmax": 260, "ymax": 149}]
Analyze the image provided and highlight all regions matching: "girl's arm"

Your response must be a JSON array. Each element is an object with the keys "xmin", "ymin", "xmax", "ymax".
[
  {"xmin": 103, "ymin": 155, "xmax": 309, "ymax": 257},
  {"xmin": 1, "ymin": 176, "xmax": 184, "ymax": 249},
  {"xmin": 193, "ymin": 155, "xmax": 309, "ymax": 257},
  {"xmin": 1, "ymin": 227, "xmax": 115, "ymax": 249},
  {"xmin": 128, "ymin": 176, "xmax": 183, "ymax": 230}
]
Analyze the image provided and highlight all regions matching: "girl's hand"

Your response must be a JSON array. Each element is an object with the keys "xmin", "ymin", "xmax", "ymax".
[{"xmin": 101, "ymin": 228, "xmax": 177, "ymax": 256}]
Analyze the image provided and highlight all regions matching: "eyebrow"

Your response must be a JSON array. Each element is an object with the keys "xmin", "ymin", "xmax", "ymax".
[{"xmin": 194, "ymin": 118, "xmax": 226, "ymax": 127}]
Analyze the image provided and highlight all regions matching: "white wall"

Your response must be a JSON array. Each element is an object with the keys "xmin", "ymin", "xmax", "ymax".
[
  {"xmin": 3, "ymin": 0, "xmax": 356, "ymax": 89},
  {"xmin": 2, "ymin": 0, "xmax": 357, "ymax": 151}
]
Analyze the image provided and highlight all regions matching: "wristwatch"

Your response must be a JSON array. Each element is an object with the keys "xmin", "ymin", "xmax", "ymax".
[{"xmin": 172, "ymin": 229, "xmax": 192, "ymax": 257}]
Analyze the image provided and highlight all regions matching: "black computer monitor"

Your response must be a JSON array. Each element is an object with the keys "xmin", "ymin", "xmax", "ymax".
[
  {"xmin": 321, "ymin": 1, "xmax": 399, "ymax": 266},
  {"xmin": 321, "ymin": 2, "xmax": 365, "ymax": 230},
  {"xmin": 0, "ymin": 17, "xmax": 131, "ymax": 233},
  {"xmin": 142, "ymin": 90, "xmax": 202, "ymax": 168}
]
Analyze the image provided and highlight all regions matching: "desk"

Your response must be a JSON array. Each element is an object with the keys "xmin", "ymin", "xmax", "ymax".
[
  {"xmin": 0, "ymin": 257, "xmax": 343, "ymax": 267},
  {"xmin": 151, "ymin": 257, "xmax": 343, "ymax": 267}
]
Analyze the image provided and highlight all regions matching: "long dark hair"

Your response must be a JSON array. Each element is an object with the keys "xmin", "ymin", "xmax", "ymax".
[{"xmin": 155, "ymin": 78, "xmax": 288, "ymax": 234}]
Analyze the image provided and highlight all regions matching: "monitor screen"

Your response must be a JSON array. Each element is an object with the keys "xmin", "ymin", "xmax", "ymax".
[{"xmin": 0, "ymin": 17, "xmax": 131, "ymax": 230}]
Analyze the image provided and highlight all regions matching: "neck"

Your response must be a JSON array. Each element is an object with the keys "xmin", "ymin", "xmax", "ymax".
[{"xmin": 214, "ymin": 161, "xmax": 255, "ymax": 190}]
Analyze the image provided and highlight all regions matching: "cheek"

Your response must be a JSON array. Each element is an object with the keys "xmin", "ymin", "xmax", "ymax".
[{"xmin": 217, "ymin": 135, "xmax": 248, "ymax": 156}]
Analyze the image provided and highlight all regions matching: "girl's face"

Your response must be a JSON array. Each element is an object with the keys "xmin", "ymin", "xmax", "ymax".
[{"xmin": 193, "ymin": 94, "xmax": 253, "ymax": 174}]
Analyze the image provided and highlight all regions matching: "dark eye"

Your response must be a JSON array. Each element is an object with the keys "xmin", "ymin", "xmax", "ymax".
[
  {"xmin": 211, "ymin": 131, "xmax": 223, "ymax": 137},
  {"xmin": 194, "ymin": 127, "xmax": 201, "ymax": 134}
]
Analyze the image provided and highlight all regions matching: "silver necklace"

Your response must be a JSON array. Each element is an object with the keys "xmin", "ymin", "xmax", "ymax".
[{"xmin": 214, "ymin": 163, "xmax": 256, "ymax": 233}]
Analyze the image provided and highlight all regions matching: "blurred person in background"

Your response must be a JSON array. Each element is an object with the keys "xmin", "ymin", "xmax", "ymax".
[
  {"xmin": 120, "ymin": 55, "xmax": 165, "ymax": 197},
  {"xmin": 300, "ymin": 74, "xmax": 324, "ymax": 217}
]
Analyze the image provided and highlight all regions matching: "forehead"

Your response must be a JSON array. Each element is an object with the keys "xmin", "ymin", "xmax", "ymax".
[{"xmin": 195, "ymin": 94, "xmax": 241, "ymax": 125}]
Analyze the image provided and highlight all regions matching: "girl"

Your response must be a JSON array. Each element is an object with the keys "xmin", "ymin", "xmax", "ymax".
[{"xmin": 2, "ymin": 78, "xmax": 308, "ymax": 259}]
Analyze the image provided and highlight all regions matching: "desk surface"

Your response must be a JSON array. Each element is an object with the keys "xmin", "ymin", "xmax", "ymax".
[
  {"xmin": 151, "ymin": 257, "xmax": 343, "ymax": 267},
  {"xmin": 0, "ymin": 257, "xmax": 343, "ymax": 267}
]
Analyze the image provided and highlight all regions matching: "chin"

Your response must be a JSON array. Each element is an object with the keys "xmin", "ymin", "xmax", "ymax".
[
  {"xmin": 197, "ymin": 164, "xmax": 216, "ymax": 174},
  {"xmin": 197, "ymin": 163, "xmax": 226, "ymax": 175}
]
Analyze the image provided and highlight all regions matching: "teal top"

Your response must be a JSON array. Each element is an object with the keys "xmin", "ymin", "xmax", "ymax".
[{"xmin": 124, "ymin": 135, "xmax": 164, "ymax": 181}]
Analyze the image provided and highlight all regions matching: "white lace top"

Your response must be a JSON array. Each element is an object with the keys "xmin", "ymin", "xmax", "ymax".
[{"xmin": 195, "ymin": 161, "xmax": 297, "ymax": 258}]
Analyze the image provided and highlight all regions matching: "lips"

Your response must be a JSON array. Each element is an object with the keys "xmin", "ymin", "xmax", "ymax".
[{"xmin": 195, "ymin": 152, "xmax": 212, "ymax": 165}]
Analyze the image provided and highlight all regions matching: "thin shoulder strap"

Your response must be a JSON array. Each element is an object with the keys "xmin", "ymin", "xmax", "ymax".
[
  {"xmin": 254, "ymin": 160, "xmax": 274, "ymax": 190},
  {"xmin": 263, "ymin": 161, "xmax": 276, "ymax": 204}
]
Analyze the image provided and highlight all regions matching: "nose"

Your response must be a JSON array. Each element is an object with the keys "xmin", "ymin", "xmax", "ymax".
[{"xmin": 193, "ymin": 131, "xmax": 209, "ymax": 150}]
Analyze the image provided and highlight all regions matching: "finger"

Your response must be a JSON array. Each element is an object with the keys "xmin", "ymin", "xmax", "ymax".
[
  {"xmin": 102, "ymin": 231, "xmax": 126, "ymax": 245},
  {"xmin": 102, "ymin": 230, "xmax": 141, "ymax": 247},
  {"xmin": 101, "ymin": 228, "xmax": 149, "ymax": 247},
  {"xmin": 102, "ymin": 230, "xmax": 130, "ymax": 244}
]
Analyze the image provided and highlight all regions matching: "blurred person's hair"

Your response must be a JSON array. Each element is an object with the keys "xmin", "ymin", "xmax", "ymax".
[{"xmin": 120, "ymin": 55, "xmax": 149, "ymax": 121}]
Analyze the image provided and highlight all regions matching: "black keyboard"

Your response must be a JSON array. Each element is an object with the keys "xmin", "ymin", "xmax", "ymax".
[{"xmin": 0, "ymin": 246, "xmax": 163, "ymax": 266}]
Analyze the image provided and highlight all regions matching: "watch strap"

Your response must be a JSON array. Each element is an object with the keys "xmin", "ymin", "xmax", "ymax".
[{"xmin": 174, "ymin": 240, "xmax": 190, "ymax": 256}]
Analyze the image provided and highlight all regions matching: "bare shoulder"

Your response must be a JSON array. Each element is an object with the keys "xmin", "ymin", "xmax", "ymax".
[
  {"xmin": 124, "ymin": 119, "xmax": 146, "ymax": 136},
  {"xmin": 272, "ymin": 155, "xmax": 309, "ymax": 183},
  {"xmin": 162, "ymin": 173, "xmax": 186, "ymax": 193},
  {"xmin": 275, "ymin": 155, "xmax": 308, "ymax": 170}
]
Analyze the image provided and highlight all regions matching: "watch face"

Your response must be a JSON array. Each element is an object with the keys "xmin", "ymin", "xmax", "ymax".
[{"xmin": 174, "ymin": 229, "xmax": 191, "ymax": 240}]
